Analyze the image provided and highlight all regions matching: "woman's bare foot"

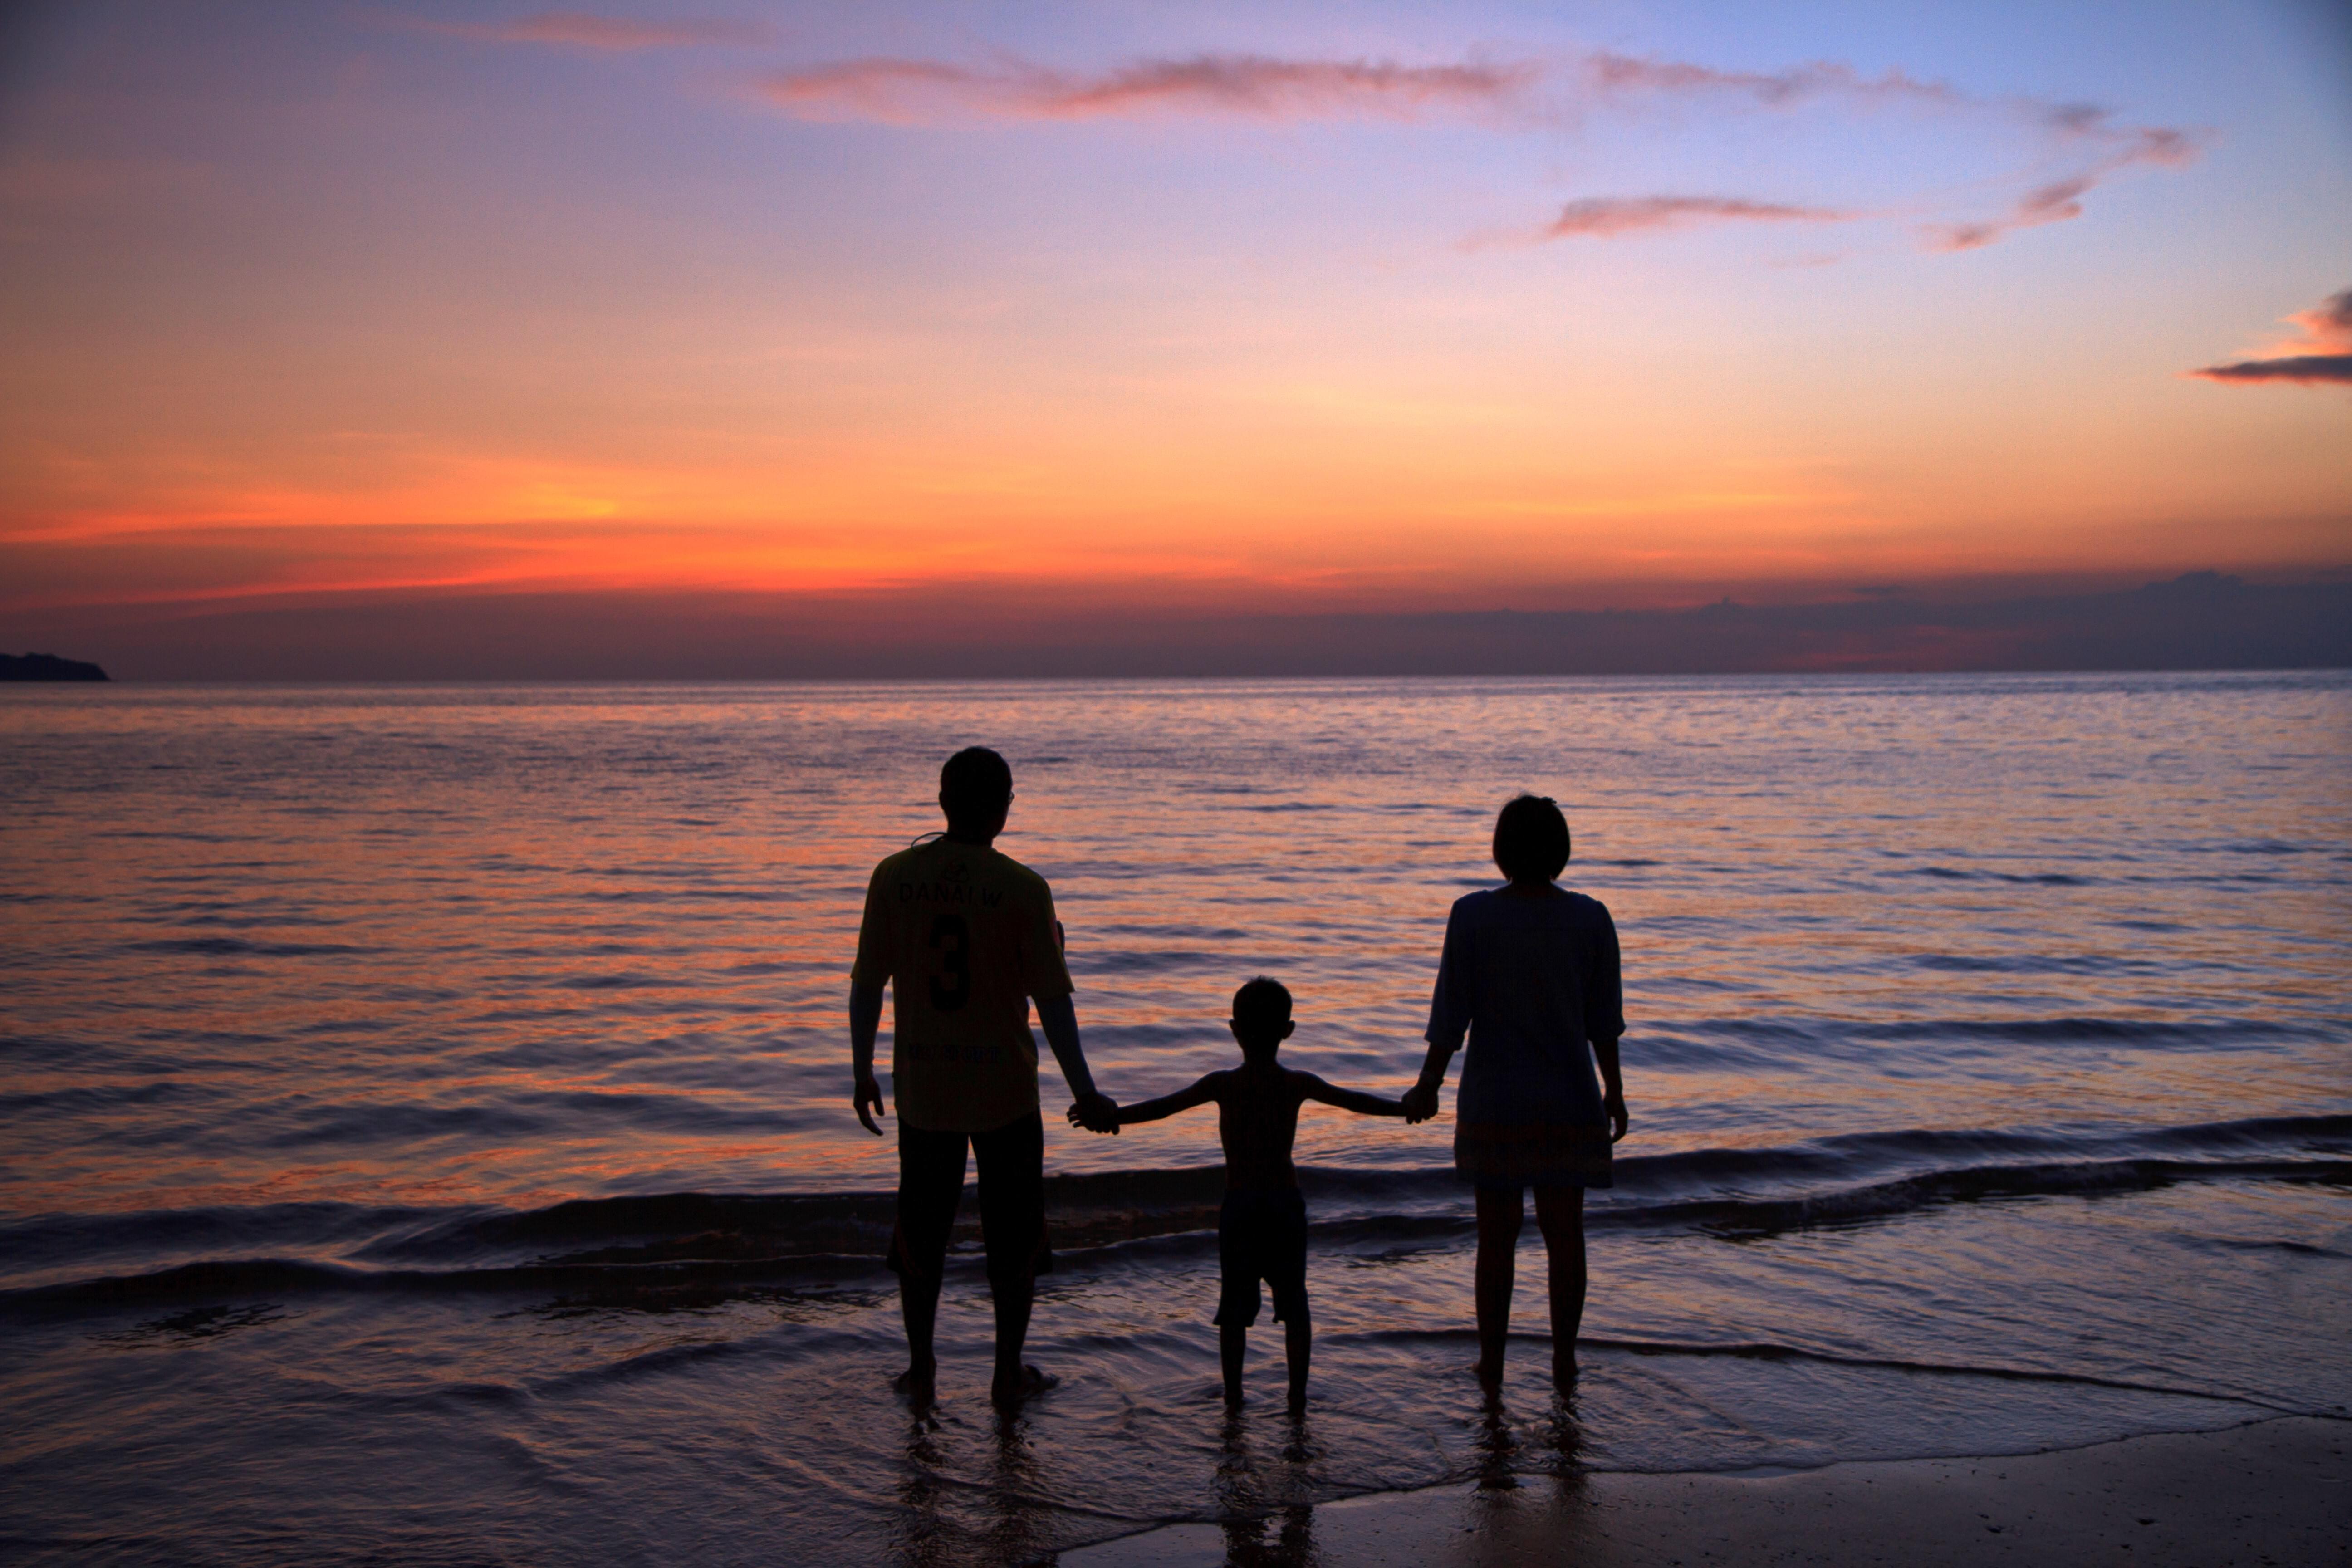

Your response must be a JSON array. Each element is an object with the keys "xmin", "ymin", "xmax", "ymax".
[
  {"xmin": 1474, "ymin": 1356, "xmax": 1505, "ymax": 1388},
  {"xmin": 990, "ymin": 1363, "xmax": 1058, "ymax": 1407}
]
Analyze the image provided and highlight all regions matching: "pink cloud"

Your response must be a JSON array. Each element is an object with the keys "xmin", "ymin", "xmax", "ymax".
[
  {"xmin": 2190, "ymin": 288, "xmax": 2352, "ymax": 387},
  {"xmin": 1532, "ymin": 196, "xmax": 1858, "ymax": 240},
  {"xmin": 1923, "ymin": 124, "xmax": 2202, "ymax": 251},
  {"xmin": 748, "ymin": 44, "xmax": 2200, "ymax": 257},
  {"xmin": 758, "ymin": 54, "xmax": 1541, "ymax": 124},
  {"xmin": 1581, "ymin": 51, "xmax": 1964, "ymax": 109}
]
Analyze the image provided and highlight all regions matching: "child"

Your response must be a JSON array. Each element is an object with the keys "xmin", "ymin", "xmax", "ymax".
[{"xmin": 1080, "ymin": 977, "xmax": 1418, "ymax": 1408}]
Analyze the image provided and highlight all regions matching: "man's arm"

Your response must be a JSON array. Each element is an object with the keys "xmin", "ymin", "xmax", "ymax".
[
  {"xmin": 850, "ymin": 980, "xmax": 887, "ymax": 1135},
  {"xmin": 1098, "ymin": 1073, "xmax": 1220, "ymax": 1127},
  {"xmin": 1594, "ymin": 1035, "xmax": 1629, "ymax": 1142},
  {"xmin": 1297, "ymin": 1072, "xmax": 1410, "ymax": 1119},
  {"xmin": 1035, "ymin": 992, "xmax": 1119, "ymax": 1133}
]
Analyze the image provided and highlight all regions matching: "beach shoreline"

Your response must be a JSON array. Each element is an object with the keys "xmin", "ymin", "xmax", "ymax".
[{"xmin": 1067, "ymin": 1416, "xmax": 2350, "ymax": 1567}]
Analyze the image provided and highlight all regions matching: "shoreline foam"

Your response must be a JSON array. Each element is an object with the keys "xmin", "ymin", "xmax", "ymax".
[{"xmin": 1068, "ymin": 1416, "xmax": 2349, "ymax": 1567}]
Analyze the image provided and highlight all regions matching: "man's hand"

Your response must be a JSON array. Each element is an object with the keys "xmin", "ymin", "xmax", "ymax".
[
  {"xmin": 1606, "ymin": 1092, "xmax": 1630, "ymax": 1144},
  {"xmin": 1069, "ymin": 1090, "xmax": 1120, "ymax": 1134},
  {"xmin": 1401, "ymin": 1082, "xmax": 1441, "ymax": 1124},
  {"xmin": 854, "ymin": 1072, "xmax": 887, "ymax": 1136}
]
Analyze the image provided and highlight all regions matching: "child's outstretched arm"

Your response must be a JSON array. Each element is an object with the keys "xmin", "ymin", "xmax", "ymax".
[
  {"xmin": 1294, "ymin": 1073, "xmax": 1411, "ymax": 1119},
  {"xmin": 1069, "ymin": 1073, "xmax": 1221, "ymax": 1129}
]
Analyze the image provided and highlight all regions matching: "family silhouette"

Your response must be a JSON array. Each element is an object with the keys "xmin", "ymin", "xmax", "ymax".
[{"xmin": 850, "ymin": 747, "xmax": 1627, "ymax": 1408}]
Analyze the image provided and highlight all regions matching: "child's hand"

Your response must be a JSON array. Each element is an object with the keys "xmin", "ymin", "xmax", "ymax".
[{"xmin": 1069, "ymin": 1091, "xmax": 1121, "ymax": 1134}]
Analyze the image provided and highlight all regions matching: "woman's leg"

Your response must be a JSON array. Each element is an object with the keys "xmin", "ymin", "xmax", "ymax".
[
  {"xmin": 1473, "ymin": 1185, "xmax": 1524, "ymax": 1384},
  {"xmin": 1531, "ymin": 1184, "xmax": 1587, "ymax": 1384}
]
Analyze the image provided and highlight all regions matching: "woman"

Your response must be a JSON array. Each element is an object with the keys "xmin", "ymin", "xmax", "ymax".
[{"xmin": 1401, "ymin": 794, "xmax": 1628, "ymax": 1388}]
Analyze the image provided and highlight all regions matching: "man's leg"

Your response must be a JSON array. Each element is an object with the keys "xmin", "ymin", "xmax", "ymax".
[
  {"xmin": 973, "ymin": 1110, "xmax": 1049, "ymax": 1405},
  {"xmin": 894, "ymin": 1121, "xmax": 967, "ymax": 1394},
  {"xmin": 1473, "ymin": 1184, "xmax": 1524, "ymax": 1385},
  {"xmin": 1532, "ymin": 1184, "xmax": 1588, "ymax": 1385}
]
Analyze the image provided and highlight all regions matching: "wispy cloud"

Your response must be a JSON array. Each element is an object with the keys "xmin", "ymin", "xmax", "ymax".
[
  {"xmin": 1921, "ymin": 124, "xmax": 2200, "ymax": 251},
  {"xmin": 1529, "ymin": 196, "xmax": 1857, "ymax": 241},
  {"xmin": 1579, "ymin": 51, "xmax": 1964, "ymax": 110},
  {"xmin": 750, "ymin": 45, "xmax": 2197, "ymax": 255},
  {"xmin": 2190, "ymin": 288, "xmax": 2352, "ymax": 386},
  {"xmin": 758, "ymin": 54, "xmax": 1540, "ymax": 124},
  {"xmin": 433, "ymin": 13, "xmax": 769, "ymax": 52}
]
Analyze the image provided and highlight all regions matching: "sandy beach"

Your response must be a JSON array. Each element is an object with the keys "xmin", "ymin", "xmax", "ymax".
[{"xmin": 1070, "ymin": 1416, "xmax": 2349, "ymax": 1567}]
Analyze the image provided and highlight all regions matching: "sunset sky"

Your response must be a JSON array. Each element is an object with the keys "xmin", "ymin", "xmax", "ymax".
[{"xmin": 2, "ymin": 1, "xmax": 2347, "ymax": 674}]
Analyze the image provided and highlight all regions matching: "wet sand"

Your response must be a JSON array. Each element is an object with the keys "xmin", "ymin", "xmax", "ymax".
[{"xmin": 1069, "ymin": 1416, "xmax": 2348, "ymax": 1567}]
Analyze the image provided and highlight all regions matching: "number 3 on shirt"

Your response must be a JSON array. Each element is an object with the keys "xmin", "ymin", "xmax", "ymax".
[{"xmin": 928, "ymin": 913, "xmax": 970, "ymax": 1011}]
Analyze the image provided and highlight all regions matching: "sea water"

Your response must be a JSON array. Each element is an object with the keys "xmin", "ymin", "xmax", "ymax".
[{"xmin": 1, "ymin": 674, "xmax": 2345, "ymax": 1564}]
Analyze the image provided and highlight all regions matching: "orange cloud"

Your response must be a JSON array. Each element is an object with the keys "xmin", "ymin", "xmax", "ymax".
[
  {"xmin": 2190, "ymin": 288, "xmax": 2352, "ymax": 387},
  {"xmin": 431, "ymin": 12, "xmax": 769, "ymax": 52}
]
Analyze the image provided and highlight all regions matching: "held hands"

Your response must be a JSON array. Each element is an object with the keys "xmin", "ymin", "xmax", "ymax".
[
  {"xmin": 1401, "ymin": 1080, "xmax": 1441, "ymax": 1124},
  {"xmin": 853, "ymin": 1072, "xmax": 887, "ymax": 1136},
  {"xmin": 1068, "ymin": 1091, "xmax": 1121, "ymax": 1134}
]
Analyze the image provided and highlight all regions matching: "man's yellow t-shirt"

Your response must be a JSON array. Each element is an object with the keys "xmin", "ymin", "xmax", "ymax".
[{"xmin": 851, "ymin": 838, "xmax": 1075, "ymax": 1134}]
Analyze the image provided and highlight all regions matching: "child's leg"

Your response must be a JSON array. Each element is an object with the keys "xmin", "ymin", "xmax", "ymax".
[
  {"xmin": 1472, "ymin": 1185, "xmax": 1524, "ymax": 1383},
  {"xmin": 1283, "ymin": 1307, "xmax": 1311, "ymax": 1410},
  {"xmin": 1220, "ymin": 1323, "xmax": 1247, "ymax": 1405},
  {"xmin": 1532, "ymin": 1185, "xmax": 1587, "ymax": 1384}
]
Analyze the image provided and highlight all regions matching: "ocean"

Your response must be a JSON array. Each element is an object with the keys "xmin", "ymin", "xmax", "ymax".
[{"xmin": 2, "ymin": 673, "xmax": 2346, "ymax": 1564}]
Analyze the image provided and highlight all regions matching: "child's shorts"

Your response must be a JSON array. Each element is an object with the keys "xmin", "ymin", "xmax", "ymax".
[{"xmin": 1215, "ymin": 1188, "xmax": 1309, "ymax": 1327}]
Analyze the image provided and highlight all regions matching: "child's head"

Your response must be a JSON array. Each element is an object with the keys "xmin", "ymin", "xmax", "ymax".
[
  {"xmin": 1229, "ymin": 976, "xmax": 1295, "ymax": 1059},
  {"xmin": 1492, "ymin": 794, "xmax": 1570, "ymax": 886}
]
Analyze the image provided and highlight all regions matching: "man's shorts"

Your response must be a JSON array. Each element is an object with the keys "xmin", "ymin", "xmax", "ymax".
[
  {"xmin": 887, "ymin": 1110, "xmax": 1051, "ymax": 1293},
  {"xmin": 1214, "ymin": 1188, "xmax": 1308, "ymax": 1327}
]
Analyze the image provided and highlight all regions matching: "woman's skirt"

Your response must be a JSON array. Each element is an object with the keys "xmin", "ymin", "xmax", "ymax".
[{"xmin": 1454, "ymin": 1119, "xmax": 1613, "ymax": 1190}]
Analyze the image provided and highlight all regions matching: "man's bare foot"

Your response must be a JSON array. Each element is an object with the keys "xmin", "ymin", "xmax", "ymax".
[{"xmin": 990, "ymin": 1364, "xmax": 1057, "ymax": 1407}]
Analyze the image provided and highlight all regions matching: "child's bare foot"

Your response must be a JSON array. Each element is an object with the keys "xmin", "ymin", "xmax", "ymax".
[
  {"xmin": 1286, "ymin": 1383, "xmax": 1307, "ymax": 1414},
  {"xmin": 893, "ymin": 1357, "xmax": 937, "ymax": 1402},
  {"xmin": 990, "ymin": 1364, "xmax": 1057, "ymax": 1407},
  {"xmin": 1223, "ymin": 1381, "xmax": 1245, "ymax": 1408}
]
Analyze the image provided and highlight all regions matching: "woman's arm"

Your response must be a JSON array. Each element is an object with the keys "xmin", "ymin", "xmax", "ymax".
[
  {"xmin": 1593, "ymin": 1035, "xmax": 1628, "ymax": 1142},
  {"xmin": 1399, "ymin": 1040, "xmax": 1456, "ymax": 1122},
  {"xmin": 1402, "ymin": 903, "xmax": 1471, "ymax": 1122}
]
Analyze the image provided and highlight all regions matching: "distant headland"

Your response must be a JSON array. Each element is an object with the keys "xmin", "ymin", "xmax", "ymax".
[{"xmin": 1, "ymin": 653, "xmax": 109, "ymax": 681}]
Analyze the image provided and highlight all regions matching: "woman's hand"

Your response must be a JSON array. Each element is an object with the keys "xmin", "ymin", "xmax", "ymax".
[
  {"xmin": 1606, "ymin": 1092, "xmax": 1629, "ymax": 1143},
  {"xmin": 853, "ymin": 1072, "xmax": 887, "ymax": 1136},
  {"xmin": 1401, "ymin": 1082, "xmax": 1441, "ymax": 1124}
]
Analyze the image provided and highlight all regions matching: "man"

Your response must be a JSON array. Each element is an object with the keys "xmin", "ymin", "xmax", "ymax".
[{"xmin": 850, "ymin": 746, "xmax": 1118, "ymax": 1406}]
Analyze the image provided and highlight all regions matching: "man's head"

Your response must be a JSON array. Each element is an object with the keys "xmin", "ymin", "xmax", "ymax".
[
  {"xmin": 1492, "ymin": 794, "xmax": 1570, "ymax": 885},
  {"xmin": 1229, "ymin": 976, "xmax": 1295, "ymax": 1059},
  {"xmin": 939, "ymin": 746, "xmax": 1014, "ymax": 841}
]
